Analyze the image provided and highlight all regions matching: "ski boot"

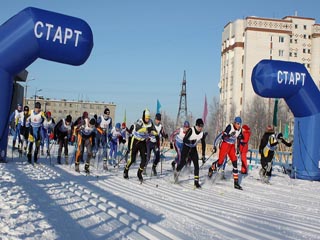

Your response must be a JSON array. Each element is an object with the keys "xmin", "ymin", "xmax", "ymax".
[
  {"xmin": 194, "ymin": 180, "xmax": 201, "ymax": 189},
  {"xmin": 123, "ymin": 167, "xmax": 129, "ymax": 179},
  {"xmin": 65, "ymin": 155, "xmax": 69, "ymax": 165},
  {"xmin": 208, "ymin": 166, "xmax": 214, "ymax": 178},
  {"xmin": 75, "ymin": 163, "xmax": 80, "ymax": 173},
  {"xmin": 174, "ymin": 170, "xmax": 179, "ymax": 183},
  {"xmin": 103, "ymin": 158, "xmax": 108, "ymax": 170},
  {"xmin": 41, "ymin": 149, "xmax": 44, "ymax": 156},
  {"xmin": 171, "ymin": 161, "xmax": 176, "ymax": 171},
  {"xmin": 57, "ymin": 156, "xmax": 62, "ymax": 165},
  {"xmin": 234, "ymin": 179, "xmax": 243, "ymax": 190},
  {"xmin": 46, "ymin": 150, "xmax": 50, "ymax": 157},
  {"xmin": 27, "ymin": 153, "xmax": 32, "ymax": 164},
  {"xmin": 84, "ymin": 163, "xmax": 90, "ymax": 174},
  {"xmin": 152, "ymin": 164, "xmax": 157, "ymax": 176},
  {"xmin": 137, "ymin": 167, "xmax": 143, "ymax": 183}
]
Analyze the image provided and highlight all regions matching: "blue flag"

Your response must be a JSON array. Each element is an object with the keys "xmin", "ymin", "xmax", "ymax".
[{"xmin": 156, "ymin": 99, "xmax": 161, "ymax": 114}]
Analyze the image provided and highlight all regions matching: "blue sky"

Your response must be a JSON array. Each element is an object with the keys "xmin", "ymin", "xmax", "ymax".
[{"xmin": 1, "ymin": 0, "xmax": 318, "ymax": 124}]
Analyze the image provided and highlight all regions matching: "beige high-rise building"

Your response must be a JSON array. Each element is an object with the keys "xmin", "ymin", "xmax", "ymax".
[{"xmin": 219, "ymin": 15, "xmax": 320, "ymax": 125}]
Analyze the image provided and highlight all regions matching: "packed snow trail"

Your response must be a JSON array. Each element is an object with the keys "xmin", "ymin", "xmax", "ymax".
[{"xmin": 1, "ymin": 143, "xmax": 320, "ymax": 239}]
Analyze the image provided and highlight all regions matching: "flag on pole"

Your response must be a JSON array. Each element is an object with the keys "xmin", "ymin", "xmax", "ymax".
[
  {"xmin": 273, "ymin": 98, "xmax": 278, "ymax": 127},
  {"xmin": 156, "ymin": 99, "xmax": 161, "ymax": 114},
  {"xmin": 123, "ymin": 109, "xmax": 126, "ymax": 124},
  {"xmin": 202, "ymin": 95, "xmax": 208, "ymax": 124},
  {"xmin": 284, "ymin": 123, "xmax": 289, "ymax": 139}
]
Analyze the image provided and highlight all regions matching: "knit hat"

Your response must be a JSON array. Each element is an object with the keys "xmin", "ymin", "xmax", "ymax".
[
  {"xmin": 89, "ymin": 118, "xmax": 96, "ymax": 126},
  {"xmin": 234, "ymin": 116, "xmax": 242, "ymax": 124},
  {"xmin": 82, "ymin": 111, "xmax": 88, "ymax": 118},
  {"xmin": 34, "ymin": 102, "xmax": 41, "ymax": 109},
  {"xmin": 143, "ymin": 108, "xmax": 151, "ymax": 119},
  {"xmin": 155, "ymin": 113, "xmax": 161, "ymax": 121},
  {"xmin": 266, "ymin": 125, "xmax": 274, "ymax": 132},
  {"xmin": 66, "ymin": 115, "xmax": 72, "ymax": 123},
  {"xmin": 183, "ymin": 120, "xmax": 190, "ymax": 128},
  {"xmin": 196, "ymin": 118, "xmax": 204, "ymax": 127}
]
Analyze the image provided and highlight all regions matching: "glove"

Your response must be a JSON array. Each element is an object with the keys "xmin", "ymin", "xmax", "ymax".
[
  {"xmin": 201, "ymin": 156, "xmax": 206, "ymax": 164},
  {"xmin": 277, "ymin": 132, "xmax": 283, "ymax": 139},
  {"xmin": 170, "ymin": 142, "xmax": 173, "ymax": 149},
  {"xmin": 236, "ymin": 147, "xmax": 240, "ymax": 155},
  {"xmin": 212, "ymin": 146, "xmax": 217, "ymax": 154}
]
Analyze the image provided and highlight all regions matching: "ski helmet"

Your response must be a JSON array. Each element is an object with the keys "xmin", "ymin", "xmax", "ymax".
[
  {"xmin": 23, "ymin": 106, "xmax": 29, "ymax": 112},
  {"xmin": 116, "ymin": 122, "xmax": 121, "ymax": 129},
  {"xmin": 46, "ymin": 111, "xmax": 51, "ymax": 118},
  {"xmin": 122, "ymin": 122, "xmax": 126, "ymax": 128}
]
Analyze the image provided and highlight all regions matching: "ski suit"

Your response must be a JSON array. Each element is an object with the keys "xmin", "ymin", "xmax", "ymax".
[
  {"xmin": 239, "ymin": 125, "xmax": 251, "ymax": 174},
  {"xmin": 176, "ymin": 125, "xmax": 206, "ymax": 187},
  {"xmin": 217, "ymin": 123, "xmax": 243, "ymax": 181}
]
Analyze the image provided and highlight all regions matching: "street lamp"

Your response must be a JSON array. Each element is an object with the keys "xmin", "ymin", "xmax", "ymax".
[
  {"xmin": 34, "ymin": 88, "xmax": 42, "ymax": 106},
  {"xmin": 24, "ymin": 78, "xmax": 35, "ymax": 106}
]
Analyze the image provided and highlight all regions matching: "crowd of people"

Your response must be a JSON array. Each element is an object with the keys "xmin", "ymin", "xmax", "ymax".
[{"xmin": 8, "ymin": 102, "xmax": 293, "ymax": 189}]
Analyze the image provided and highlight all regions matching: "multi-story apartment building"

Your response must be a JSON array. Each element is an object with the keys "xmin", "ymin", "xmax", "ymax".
[
  {"xmin": 219, "ymin": 15, "xmax": 320, "ymax": 125},
  {"xmin": 25, "ymin": 97, "xmax": 116, "ymax": 123}
]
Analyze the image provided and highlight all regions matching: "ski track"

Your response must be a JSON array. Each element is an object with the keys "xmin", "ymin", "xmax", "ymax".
[{"xmin": 1, "ymin": 150, "xmax": 320, "ymax": 240}]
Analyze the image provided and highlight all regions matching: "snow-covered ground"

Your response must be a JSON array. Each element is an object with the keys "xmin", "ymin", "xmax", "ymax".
[{"xmin": 1, "ymin": 137, "xmax": 320, "ymax": 240}]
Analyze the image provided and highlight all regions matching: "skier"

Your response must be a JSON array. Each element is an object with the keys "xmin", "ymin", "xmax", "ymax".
[
  {"xmin": 123, "ymin": 108, "xmax": 155, "ymax": 182},
  {"xmin": 259, "ymin": 125, "xmax": 292, "ymax": 183},
  {"xmin": 239, "ymin": 124, "xmax": 251, "ymax": 174},
  {"xmin": 174, "ymin": 118, "xmax": 206, "ymax": 189},
  {"xmin": 20, "ymin": 105, "xmax": 31, "ymax": 154},
  {"xmin": 72, "ymin": 111, "xmax": 89, "ymax": 163},
  {"xmin": 9, "ymin": 103, "xmax": 23, "ymax": 150},
  {"xmin": 74, "ymin": 117, "xmax": 101, "ymax": 173},
  {"xmin": 26, "ymin": 102, "xmax": 45, "ymax": 164},
  {"xmin": 40, "ymin": 111, "xmax": 55, "ymax": 156},
  {"xmin": 147, "ymin": 113, "xmax": 167, "ymax": 176},
  {"xmin": 54, "ymin": 115, "xmax": 73, "ymax": 164},
  {"xmin": 124, "ymin": 123, "xmax": 134, "ymax": 162},
  {"xmin": 208, "ymin": 116, "xmax": 244, "ymax": 190},
  {"xmin": 96, "ymin": 108, "xmax": 112, "ymax": 169},
  {"xmin": 108, "ymin": 122, "xmax": 124, "ymax": 166},
  {"xmin": 169, "ymin": 120, "xmax": 190, "ymax": 171}
]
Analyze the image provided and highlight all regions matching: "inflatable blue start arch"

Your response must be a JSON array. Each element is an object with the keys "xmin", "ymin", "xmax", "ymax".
[
  {"xmin": 252, "ymin": 59, "xmax": 320, "ymax": 181},
  {"xmin": 0, "ymin": 7, "xmax": 93, "ymax": 161}
]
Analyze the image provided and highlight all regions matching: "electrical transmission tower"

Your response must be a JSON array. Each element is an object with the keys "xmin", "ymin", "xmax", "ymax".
[{"xmin": 176, "ymin": 70, "xmax": 188, "ymax": 127}]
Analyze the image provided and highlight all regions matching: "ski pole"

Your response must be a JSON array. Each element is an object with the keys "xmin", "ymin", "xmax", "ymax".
[{"xmin": 200, "ymin": 151, "xmax": 215, "ymax": 169}]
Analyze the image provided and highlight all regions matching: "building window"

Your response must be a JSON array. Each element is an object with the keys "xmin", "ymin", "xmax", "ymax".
[
  {"xmin": 308, "ymin": 49, "xmax": 311, "ymax": 54},
  {"xmin": 294, "ymin": 52, "xmax": 297, "ymax": 57},
  {"xmin": 304, "ymin": 25, "xmax": 307, "ymax": 30},
  {"xmin": 279, "ymin": 36, "xmax": 284, "ymax": 43},
  {"xmin": 289, "ymin": 52, "xmax": 292, "ymax": 57},
  {"xmin": 304, "ymin": 34, "xmax": 307, "ymax": 39},
  {"xmin": 294, "ymin": 39, "xmax": 298, "ymax": 44},
  {"xmin": 279, "ymin": 50, "xmax": 284, "ymax": 57},
  {"xmin": 295, "ymin": 24, "xmax": 298, "ymax": 29},
  {"xmin": 240, "ymin": 97, "xmax": 242, "ymax": 105},
  {"xmin": 303, "ymin": 49, "xmax": 306, "ymax": 53}
]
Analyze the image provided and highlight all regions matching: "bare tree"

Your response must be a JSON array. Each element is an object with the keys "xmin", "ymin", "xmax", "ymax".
[{"xmin": 244, "ymin": 95, "xmax": 268, "ymax": 148}]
